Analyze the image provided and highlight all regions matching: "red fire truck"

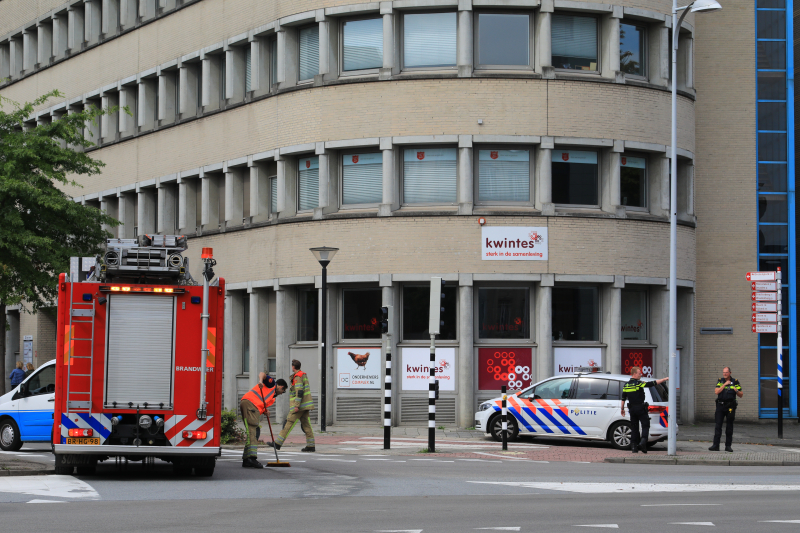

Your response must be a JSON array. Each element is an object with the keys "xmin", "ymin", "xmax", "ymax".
[{"xmin": 52, "ymin": 235, "xmax": 224, "ymax": 476}]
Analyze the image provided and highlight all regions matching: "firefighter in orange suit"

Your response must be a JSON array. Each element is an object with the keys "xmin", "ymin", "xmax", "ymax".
[{"xmin": 239, "ymin": 373, "xmax": 287, "ymax": 468}]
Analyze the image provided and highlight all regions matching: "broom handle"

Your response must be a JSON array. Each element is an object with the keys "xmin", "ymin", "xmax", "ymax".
[{"xmin": 265, "ymin": 410, "xmax": 281, "ymax": 463}]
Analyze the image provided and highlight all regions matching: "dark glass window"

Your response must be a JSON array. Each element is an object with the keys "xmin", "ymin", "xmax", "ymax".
[
  {"xmin": 621, "ymin": 289, "xmax": 647, "ymax": 341},
  {"xmin": 759, "ymin": 194, "xmax": 788, "ymax": 222},
  {"xmin": 760, "ymin": 379, "xmax": 791, "ymax": 409},
  {"xmin": 477, "ymin": 288, "xmax": 530, "ymax": 339},
  {"xmin": 758, "ymin": 163, "xmax": 787, "ymax": 191},
  {"xmin": 575, "ymin": 378, "xmax": 610, "ymax": 400},
  {"xmin": 533, "ymin": 377, "xmax": 574, "ymax": 400},
  {"xmin": 552, "ymin": 286, "xmax": 599, "ymax": 341},
  {"xmin": 757, "ymin": 41, "xmax": 786, "ymax": 70},
  {"xmin": 476, "ymin": 13, "xmax": 530, "ymax": 67},
  {"xmin": 342, "ymin": 288, "xmax": 382, "ymax": 339},
  {"xmin": 298, "ymin": 288, "xmax": 318, "ymax": 342},
  {"xmin": 760, "ymin": 348, "xmax": 791, "ymax": 377},
  {"xmin": 619, "ymin": 23, "xmax": 645, "ymax": 77},
  {"xmin": 757, "ymin": 11, "xmax": 786, "ymax": 39},
  {"xmin": 403, "ymin": 285, "xmax": 457, "ymax": 340},
  {"xmin": 26, "ymin": 366, "xmax": 56, "ymax": 395},
  {"xmin": 760, "ymin": 319, "xmax": 790, "ymax": 349},
  {"xmin": 758, "ymin": 132, "xmax": 787, "ymax": 161},
  {"xmin": 552, "ymin": 150, "xmax": 598, "ymax": 205},
  {"xmin": 760, "ymin": 257, "xmax": 788, "ymax": 273},
  {"xmin": 342, "ymin": 17, "xmax": 383, "ymax": 71},
  {"xmin": 757, "ymin": 0, "xmax": 785, "ymax": 7},
  {"xmin": 759, "ymin": 226, "xmax": 788, "ymax": 253},
  {"xmin": 620, "ymin": 155, "xmax": 646, "ymax": 208},
  {"xmin": 758, "ymin": 71, "xmax": 786, "ymax": 100},
  {"xmin": 759, "ymin": 102, "xmax": 787, "ymax": 131},
  {"xmin": 606, "ymin": 380, "xmax": 621, "ymax": 400}
]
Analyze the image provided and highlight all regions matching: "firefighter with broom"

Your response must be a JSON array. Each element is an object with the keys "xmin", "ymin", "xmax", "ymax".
[{"xmin": 240, "ymin": 372, "xmax": 287, "ymax": 468}]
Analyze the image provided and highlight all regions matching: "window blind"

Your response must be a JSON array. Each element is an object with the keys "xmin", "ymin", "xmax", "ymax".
[
  {"xmin": 342, "ymin": 152, "xmax": 383, "ymax": 204},
  {"xmin": 270, "ymin": 176, "xmax": 277, "ymax": 213},
  {"xmin": 298, "ymin": 157, "xmax": 319, "ymax": 211},
  {"xmin": 552, "ymin": 14, "xmax": 597, "ymax": 61},
  {"xmin": 343, "ymin": 18, "xmax": 383, "ymax": 71},
  {"xmin": 404, "ymin": 13, "xmax": 457, "ymax": 68},
  {"xmin": 245, "ymin": 46, "xmax": 252, "ymax": 92},
  {"xmin": 403, "ymin": 148, "xmax": 457, "ymax": 203},
  {"xmin": 478, "ymin": 150, "xmax": 530, "ymax": 202},
  {"xmin": 299, "ymin": 26, "xmax": 319, "ymax": 81}
]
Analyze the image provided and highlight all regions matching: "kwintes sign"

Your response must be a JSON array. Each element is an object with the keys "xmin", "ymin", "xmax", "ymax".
[{"xmin": 481, "ymin": 227, "xmax": 548, "ymax": 261}]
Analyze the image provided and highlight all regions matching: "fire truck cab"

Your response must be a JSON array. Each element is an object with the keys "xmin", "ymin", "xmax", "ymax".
[{"xmin": 52, "ymin": 236, "xmax": 224, "ymax": 476}]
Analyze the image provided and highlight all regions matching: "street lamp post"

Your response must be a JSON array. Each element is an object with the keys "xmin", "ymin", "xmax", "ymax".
[
  {"xmin": 310, "ymin": 246, "xmax": 339, "ymax": 433},
  {"xmin": 668, "ymin": 0, "xmax": 721, "ymax": 456}
]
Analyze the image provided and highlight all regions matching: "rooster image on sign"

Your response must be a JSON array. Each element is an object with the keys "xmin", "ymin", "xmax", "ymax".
[{"xmin": 348, "ymin": 351, "xmax": 370, "ymax": 370}]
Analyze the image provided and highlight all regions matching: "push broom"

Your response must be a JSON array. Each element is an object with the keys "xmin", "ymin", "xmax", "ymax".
[{"xmin": 265, "ymin": 411, "xmax": 290, "ymax": 467}]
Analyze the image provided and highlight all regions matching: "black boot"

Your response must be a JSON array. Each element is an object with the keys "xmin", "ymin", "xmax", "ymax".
[
  {"xmin": 708, "ymin": 445, "xmax": 720, "ymax": 451},
  {"xmin": 640, "ymin": 439, "xmax": 648, "ymax": 454},
  {"xmin": 267, "ymin": 441, "xmax": 281, "ymax": 450},
  {"xmin": 725, "ymin": 446, "xmax": 733, "ymax": 452},
  {"xmin": 242, "ymin": 457, "xmax": 264, "ymax": 468},
  {"xmin": 301, "ymin": 446, "xmax": 316, "ymax": 452}
]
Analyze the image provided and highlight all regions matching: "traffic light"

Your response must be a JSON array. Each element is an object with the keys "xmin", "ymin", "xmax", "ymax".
[
  {"xmin": 380, "ymin": 306, "xmax": 389, "ymax": 334},
  {"xmin": 434, "ymin": 379, "xmax": 440, "ymax": 400},
  {"xmin": 429, "ymin": 277, "xmax": 446, "ymax": 335},
  {"xmin": 439, "ymin": 278, "xmax": 446, "ymax": 328}
]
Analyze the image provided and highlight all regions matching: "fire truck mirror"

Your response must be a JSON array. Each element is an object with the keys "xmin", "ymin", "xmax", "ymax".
[{"xmin": 98, "ymin": 297, "xmax": 107, "ymax": 305}]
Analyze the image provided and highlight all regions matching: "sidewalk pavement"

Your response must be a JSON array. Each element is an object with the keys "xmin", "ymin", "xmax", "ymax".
[
  {"xmin": 676, "ymin": 420, "xmax": 800, "ymax": 448},
  {"xmin": 0, "ymin": 457, "xmax": 52, "ymax": 476}
]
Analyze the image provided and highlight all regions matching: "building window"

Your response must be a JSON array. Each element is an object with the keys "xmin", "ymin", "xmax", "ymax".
[
  {"xmin": 403, "ymin": 284, "xmax": 457, "ymax": 340},
  {"xmin": 552, "ymin": 13, "xmax": 598, "ymax": 71},
  {"xmin": 270, "ymin": 36, "xmax": 278, "ymax": 86},
  {"xmin": 620, "ymin": 154, "xmax": 647, "ymax": 208},
  {"xmin": 299, "ymin": 24, "xmax": 319, "ymax": 82},
  {"xmin": 403, "ymin": 12, "xmax": 457, "ymax": 69},
  {"xmin": 476, "ymin": 149, "xmax": 530, "ymax": 203},
  {"xmin": 298, "ymin": 156, "xmax": 319, "ymax": 211},
  {"xmin": 621, "ymin": 289, "xmax": 647, "ymax": 342},
  {"xmin": 242, "ymin": 293, "xmax": 250, "ymax": 373},
  {"xmin": 342, "ymin": 152, "xmax": 382, "ymax": 205},
  {"xmin": 245, "ymin": 46, "xmax": 252, "ymax": 93},
  {"xmin": 552, "ymin": 286, "xmax": 599, "ymax": 341},
  {"xmin": 298, "ymin": 288, "xmax": 318, "ymax": 342},
  {"xmin": 403, "ymin": 147, "xmax": 457, "ymax": 204},
  {"xmin": 269, "ymin": 175, "xmax": 278, "ymax": 214},
  {"xmin": 477, "ymin": 287, "xmax": 530, "ymax": 340},
  {"xmin": 342, "ymin": 288, "xmax": 382, "ymax": 339},
  {"xmin": 552, "ymin": 150, "xmax": 598, "ymax": 206},
  {"xmin": 475, "ymin": 12, "xmax": 531, "ymax": 69},
  {"xmin": 342, "ymin": 17, "xmax": 383, "ymax": 72},
  {"xmin": 619, "ymin": 22, "xmax": 646, "ymax": 77}
]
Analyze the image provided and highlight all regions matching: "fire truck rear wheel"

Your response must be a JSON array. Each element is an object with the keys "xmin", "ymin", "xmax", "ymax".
[
  {"xmin": 195, "ymin": 465, "xmax": 215, "ymax": 477},
  {"xmin": 76, "ymin": 464, "xmax": 97, "ymax": 476},
  {"xmin": 54, "ymin": 454, "xmax": 74, "ymax": 475},
  {"xmin": 0, "ymin": 419, "xmax": 23, "ymax": 451},
  {"xmin": 173, "ymin": 465, "xmax": 192, "ymax": 476}
]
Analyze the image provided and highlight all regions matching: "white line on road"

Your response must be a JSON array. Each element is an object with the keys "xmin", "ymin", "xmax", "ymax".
[
  {"xmin": 471, "ymin": 452, "xmax": 532, "ymax": 461},
  {"xmin": 469, "ymin": 481, "xmax": 800, "ymax": 494},
  {"xmin": 760, "ymin": 520, "xmax": 800, "ymax": 523},
  {"xmin": 573, "ymin": 524, "xmax": 618, "ymax": 529},
  {"xmin": 318, "ymin": 459, "xmax": 356, "ymax": 462},
  {"xmin": 27, "ymin": 499, "xmax": 66, "ymax": 503},
  {"xmin": 669, "ymin": 523, "xmax": 715, "ymax": 526},
  {"xmin": 365, "ymin": 459, "xmax": 391, "ymax": 461},
  {"xmin": 459, "ymin": 459, "xmax": 502, "ymax": 463},
  {"xmin": 475, "ymin": 527, "xmax": 521, "ymax": 531},
  {"xmin": 641, "ymin": 504, "xmax": 721, "ymax": 507},
  {"xmin": 375, "ymin": 530, "xmax": 422, "ymax": 533}
]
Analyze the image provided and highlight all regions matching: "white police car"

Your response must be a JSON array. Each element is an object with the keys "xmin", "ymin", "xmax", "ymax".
[
  {"xmin": 0, "ymin": 360, "xmax": 57, "ymax": 451},
  {"xmin": 474, "ymin": 372, "xmax": 674, "ymax": 450}
]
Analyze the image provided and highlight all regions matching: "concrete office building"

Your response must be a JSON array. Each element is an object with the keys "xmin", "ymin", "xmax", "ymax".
[{"xmin": 1, "ymin": 0, "xmax": 795, "ymax": 427}]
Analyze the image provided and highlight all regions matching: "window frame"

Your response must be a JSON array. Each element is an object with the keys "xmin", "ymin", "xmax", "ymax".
[
  {"xmin": 340, "ymin": 285, "xmax": 384, "ymax": 341},
  {"xmin": 268, "ymin": 173, "xmax": 278, "ymax": 217},
  {"xmin": 473, "ymin": 10, "xmax": 535, "ymax": 71},
  {"xmin": 296, "ymin": 286, "xmax": 319, "ymax": 344},
  {"xmin": 340, "ymin": 149, "xmax": 384, "ymax": 208},
  {"xmin": 400, "ymin": 10, "xmax": 459, "ymax": 72},
  {"xmin": 339, "ymin": 14, "xmax": 384, "ymax": 77},
  {"xmin": 400, "ymin": 283, "xmax": 459, "ymax": 342},
  {"xmin": 620, "ymin": 152, "xmax": 648, "ymax": 211},
  {"xmin": 296, "ymin": 154, "xmax": 320, "ymax": 213},
  {"xmin": 400, "ymin": 145, "xmax": 459, "ymax": 206},
  {"xmin": 619, "ymin": 21, "xmax": 648, "ymax": 80},
  {"xmin": 298, "ymin": 23, "xmax": 320, "ymax": 84},
  {"xmin": 551, "ymin": 11, "xmax": 601, "ymax": 74},
  {"xmin": 551, "ymin": 284, "xmax": 602, "ymax": 344},
  {"xmin": 620, "ymin": 287, "xmax": 649, "ymax": 345},
  {"xmin": 473, "ymin": 145, "xmax": 534, "ymax": 206},
  {"xmin": 551, "ymin": 147, "xmax": 601, "ymax": 208},
  {"xmin": 473, "ymin": 284, "xmax": 535, "ymax": 344}
]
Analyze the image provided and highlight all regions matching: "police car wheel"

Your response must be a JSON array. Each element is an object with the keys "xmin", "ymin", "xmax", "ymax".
[
  {"xmin": 489, "ymin": 414, "xmax": 519, "ymax": 442},
  {"xmin": 0, "ymin": 419, "xmax": 22, "ymax": 452},
  {"xmin": 608, "ymin": 421, "xmax": 633, "ymax": 450}
]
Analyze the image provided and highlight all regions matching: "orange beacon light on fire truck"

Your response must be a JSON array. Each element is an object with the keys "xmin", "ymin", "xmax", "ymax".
[{"xmin": 201, "ymin": 247, "xmax": 213, "ymax": 259}]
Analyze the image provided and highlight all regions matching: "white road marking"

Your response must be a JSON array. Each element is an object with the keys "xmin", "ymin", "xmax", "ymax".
[
  {"xmin": 669, "ymin": 523, "xmax": 715, "ymax": 526},
  {"xmin": 318, "ymin": 459, "xmax": 356, "ymax": 462},
  {"xmin": 471, "ymin": 452, "xmax": 532, "ymax": 461},
  {"xmin": 642, "ymin": 504, "xmax": 721, "ymax": 507},
  {"xmin": 411, "ymin": 459, "xmax": 437, "ymax": 461},
  {"xmin": 362, "ymin": 455, "xmax": 390, "ymax": 457},
  {"xmin": 365, "ymin": 459, "xmax": 391, "ymax": 461},
  {"xmin": 760, "ymin": 520, "xmax": 800, "ymax": 524},
  {"xmin": 573, "ymin": 524, "xmax": 618, "ymax": 529},
  {"xmin": 475, "ymin": 528, "xmax": 521, "ymax": 531},
  {"xmin": 376, "ymin": 530, "xmax": 422, "ymax": 533},
  {"xmin": 27, "ymin": 499, "xmax": 66, "ymax": 503},
  {"xmin": 15, "ymin": 454, "xmax": 45, "ymax": 457},
  {"xmin": 0, "ymin": 476, "xmax": 99, "ymax": 500},
  {"xmin": 469, "ymin": 481, "xmax": 800, "ymax": 494},
  {"xmin": 459, "ymin": 459, "xmax": 502, "ymax": 463}
]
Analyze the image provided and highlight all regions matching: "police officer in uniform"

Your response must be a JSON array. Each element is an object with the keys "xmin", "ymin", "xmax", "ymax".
[
  {"xmin": 621, "ymin": 366, "xmax": 669, "ymax": 453},
  {"xmin": 709, "ymin": 366, "xmax": 743, "ymax": 452}
]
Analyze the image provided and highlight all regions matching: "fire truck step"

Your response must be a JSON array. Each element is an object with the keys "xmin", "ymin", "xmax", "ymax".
[
  {"xmin": 68, "ymin": 402, "xmax": 91, "ymax": 409},
  {"xmin": 71, "ymin": 338, "xmax": 93, "ymax": 341},
  {"xmin": 70, "ymin": 374, "xmax": 92, "ymax": 377}
]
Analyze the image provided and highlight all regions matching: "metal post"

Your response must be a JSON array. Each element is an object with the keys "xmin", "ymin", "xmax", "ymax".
[
  {"xmin": 778, "ymin": 267, "xmax": 783, "ymax": 438},
  {"xmin": 198, "ymin": 260, "xmax": 210, "ymax": 420},
  {"xmin": 384, "ymin": 331, "xmax": 392, "ymax": 449},
  {"xmin": 501, "ymin": 385, "xmax": 508, "ymax": 451},
  {"xmin": 320, "ymin": 264, "xmax": 327, "ymax": 433},
  {"xmin": 429, "ymin": 334, "xmax": 436, "ymax": 453}
]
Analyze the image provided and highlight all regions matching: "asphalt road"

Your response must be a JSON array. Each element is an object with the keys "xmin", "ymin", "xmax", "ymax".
[{"xmin": 2, "ymin": 444, "xmax": 800, "ymax": 532}]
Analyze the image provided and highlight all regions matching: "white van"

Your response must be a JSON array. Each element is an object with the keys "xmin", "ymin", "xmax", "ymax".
[
  {"xmin": 474, "ymin": 372, "xmax": 674, "ymax": 449},
  {"xmin": 0, "ymin": 360, "xmax": 57, "ymax": 451}
]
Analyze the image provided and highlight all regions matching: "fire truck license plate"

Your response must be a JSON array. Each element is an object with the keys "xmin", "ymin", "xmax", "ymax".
[{"xmin": 66, "ymin": 437, "xmax": 100, "ymax": 445}]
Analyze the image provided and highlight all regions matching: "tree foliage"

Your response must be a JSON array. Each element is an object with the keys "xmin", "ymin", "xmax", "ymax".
[{"xmin": 0, "ymin": 90, "xmax": 121, "ymax": 312}]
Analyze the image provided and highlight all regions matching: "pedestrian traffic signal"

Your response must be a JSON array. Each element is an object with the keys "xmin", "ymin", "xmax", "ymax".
[
  {"xmin": 381, "ymin": 306, "xmax": 389, "ymax": 334},
  {"xmin": 439, "ymin": 278, "xmax": 446, "ymax": 328},
  {"xmin": 434, "ymin": 379, "xmax": 440, "ymax": 400}
]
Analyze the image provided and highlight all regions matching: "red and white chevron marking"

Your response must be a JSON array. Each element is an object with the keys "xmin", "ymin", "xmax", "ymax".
[{"xmin": 164, "ymin": 414, "xmax": 215, "ymax": 447}]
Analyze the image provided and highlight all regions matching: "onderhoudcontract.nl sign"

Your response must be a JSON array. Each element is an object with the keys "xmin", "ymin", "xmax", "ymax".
[{"xmin": 481, "ymin": 227, "xmax": 548, "ymax": 260}]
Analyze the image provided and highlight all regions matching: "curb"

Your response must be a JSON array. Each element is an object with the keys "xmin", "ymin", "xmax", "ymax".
[
  {"xmin": 605, "ymin": 457, "xmax": 800, "ymax": 467},
  {"xmin": 0, "ymin": 469, "xmax": 55, "ymax": 477}
]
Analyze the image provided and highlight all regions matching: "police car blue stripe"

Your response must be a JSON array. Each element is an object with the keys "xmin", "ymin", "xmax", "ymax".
[
  {"xmin": 519, "ymin": 405, "xmax": 553, "ymax": 434},
  {"xmin": 78, "ymin": 412, "xmax": 111, "ymax": 439},
  {"xmin": 509, "ymin": 407, "xmax": 536, "ymax": 433},
  {"xmin": 537, "ymin": 408, "xmax": 572, "ymax": 434},
  {"xmin": 553, "ymin": 409, "xmax": 587, "ymax": 436}
]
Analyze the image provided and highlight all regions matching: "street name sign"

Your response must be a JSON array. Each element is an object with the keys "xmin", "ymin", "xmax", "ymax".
[
  {"xmin": 752, "ymin": 281, "xmax": 778, "ymax": 291},
  {"xmin": 746, "ymin": 271, "xmax": 777, "ymax": 281},
  {"xmin": 753, "ymin": 323, "xmax": 779, "ymax": 333},
  {"xmin": 753, "ymin": 291, "xmax": 778, "ymax": 301},
  {"xmin": 752, "ymin": 312, "xmax": 778, "ymax": 322},
  {"xmin": 753, "ymin": 302, "xmax": 778, "ymax": 312}
]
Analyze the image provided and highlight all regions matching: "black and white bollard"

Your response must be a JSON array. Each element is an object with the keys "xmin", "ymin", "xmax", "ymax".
[
  {"xmin": 429, "ymin": 334, "xmax": 436, "ymax": 453},
  {"xmin": 384, "ymin": 334, "xmax": 392, "ymax": 450},
  {"xmin": 501, "ymin": 385, "xmax": 508, "ymax": 451}
]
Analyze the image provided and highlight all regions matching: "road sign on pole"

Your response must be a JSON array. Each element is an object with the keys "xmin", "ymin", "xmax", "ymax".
[
  {"xmin": 746, "ymin": 271, "xmax": 777, "ymax": 281},
  {"xmin": 752, "ymin": 313, "xmax": 779, "ymax": 322},
  {"xmin": 752, "ymin": 302, "xmax": 778, "ymax": 312},
  {"xmin": 752, "ymin": 323, "xmax": 778, "ymax": 333},
  {"xmin": 752, "ymin": 281, "xmax": 778, "ymax": 291},
  {"xmin": 752, "ymin": 292, "xmax": 778, "ymax": 301}
]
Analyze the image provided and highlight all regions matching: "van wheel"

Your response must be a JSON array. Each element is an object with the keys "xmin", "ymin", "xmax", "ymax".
[
  {"xmin": 489, "ymin": 414, "xmax": 519, "ymax": 442},
  {"xmin": 0, "ymin": 419, "xmax": 22, "ymax": 451},
  {"xmin": 54, "ymin": 454, "xmax": 74, "ymax": 475},
  {"xmin": 608, "ymin": 421, "xmax": 633, "ymax": 450}
]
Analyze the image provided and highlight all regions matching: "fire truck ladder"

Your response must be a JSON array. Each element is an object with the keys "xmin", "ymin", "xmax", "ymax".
[{"xmin": 65, "ymin": 281, "xmax": 96, "ymax": 412}]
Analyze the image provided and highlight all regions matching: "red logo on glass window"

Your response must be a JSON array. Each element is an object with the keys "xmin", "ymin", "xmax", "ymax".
[
  {"xmin": 417, "ymin": 152, "xmax": 425, "ymax": 160},
  {"xmin": 305, "ymin": 160, "xmax": 311, "ymax": 169},
  {"xmin": 514, "ymin": 317, "xmax": 522, "ymax": 326},
  {"xmin": 621, "ymin": 157, "xmax": 627, "ymax": 166},
  {"xmin": 562, "ymin": 153, "xmax": 569, "ymax": 162},
  {"xmin": 490, "ymin": 151, "xmax": 499, "ymax": 159},
  {"xmin": 352, "ymin": 155, "xmax": 359, "ymax": 164},
  {"xmin": 371, "ymin": 317, "xmax": 378, "ymax": 325}
]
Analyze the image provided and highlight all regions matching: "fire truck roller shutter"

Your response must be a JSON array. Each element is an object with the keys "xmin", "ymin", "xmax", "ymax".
[{"xmin": 106, "ymin": 294, "xmax": 176, "ymax": 407}]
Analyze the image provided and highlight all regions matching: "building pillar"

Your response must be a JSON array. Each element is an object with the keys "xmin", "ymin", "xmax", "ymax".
[
  {"xmin": 648, "ymin": 23, "xmax": 669, "ymax": 88},
  {"xmin": 649, "ymin": 155, "xmax": 670, "ymax": 218},
  {"xmin": 380, "ymin": 7, "xmax": 394, "ymax": 79},
  {"xmin": 458, "ymin": 136, "xmax": 473, "ymax": 215},
  {"xmin": 277, "ymin": 155, "xmax": 297, "ymax": 218},
  {"xmin": 179, "ymin": 62, "xmax": 199, "ymax": 118},
  {"xmin": 249, "ymin": 163, "xmax": 270, "ymax": 223},
  {"xmin": 275, "ymin": 287, "xmax": 297, "ymax": 425},
  {"xmin": 101, "ymin": 90, "xmax": 119, "ymax": 143},
  {"xmin": 379, "ymin": 137, "xmax": 396, "ymax": 216},
  {"xmin": 536, "ymin": 275, "xmax": 554, "ymax": 381},
  {"xmin": 67, "ymin": 6, "xmax": 84, "ymax": 52},
  {"xmin": 157, "ymin": 181, "xmax": 177, "ymax": 234},
  {"xmin": 602, "ymin": 147, "xmax": 622, "ymax": 216},
  {"xmin": 536, "ymin": 141, "xmax": 553, "ymax": 215},
  {"xmin": 224, "ymin": 46, "xmax": 246, "ymax": 103},
  {"xmin": 225, "ymin": 167, "xmax": 244, "ymax": 227},
  {"xmin": 37, "ymin": 21, "xmax": 52, "ymax": 66},
  {"xmin": 118, "ymin": 191, "xmax": 135, "ymax": 238},
  {"xmin": 102, "ymin": 0, "xmax": 120, "ymax": 36},
  {"xmin": 83, "ymin": 100, "xmax": 100, "ymax": 143},
  {"xmin": 602, "ymin": 278, "xmax": 623, "ymax": 374},
  {"xmin": 201, "ymin": 53, "xmax": 221, "ymax": 112},
  {"xmin": 137, "ymin": 77, "xmax": 157, "ymax": 131},
  {"xmin": 118, "ymin": 85, "xmax": 136, "ymax": 137},
  {"xmin": 458, "ymin": 276, "xmax": 474, "ymax": 427},
  {"xmin": 120, "ymin": 0, "xmax": 137, "ymax": 29},
  {"xmin": 223, "ymin": 290, "xmax": 240, "ymax": 411},
  {"xmin": 201, "ymin": 171, "xmax": 220, "ymax": 232},
  {"xmin": 601, "ymin": 8, "xmax": 622, "ymax": 81},
  {"xmin": 84, "ymin": 0, "xmax": 102, "ymax": 44},
  {"xmin": 100, "ymin": 193, "xmax": 119, "ymax": 237},
  {"xmin": 650, "ymin": 286, "xmax": 670, "ymax": 379},
  {"xmin": 137, "ymin": 187, "xmax": 156, "ymax": 235},
  {"xmin": 457, "ymin": 2, "xmax": 473, "ymax": 78},
  {"xmin": 22, "ymin": 29, "xmax": 38, "ymax": 72},
  {"xmin": 158, "ymin": 70, "xmax": 177, "ymax": 123}
]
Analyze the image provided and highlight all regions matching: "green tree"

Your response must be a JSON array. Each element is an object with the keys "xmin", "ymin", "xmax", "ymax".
[{"xmin": 0, "ymin": 90, "xmax": 120, "ymax": 392}]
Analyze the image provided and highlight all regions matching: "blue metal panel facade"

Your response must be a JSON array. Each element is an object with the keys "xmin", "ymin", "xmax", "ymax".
[{"xmin": 756, "ymin": 0, "xmax": 796, "ymax": 418}]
